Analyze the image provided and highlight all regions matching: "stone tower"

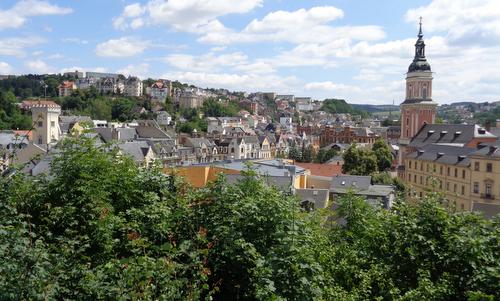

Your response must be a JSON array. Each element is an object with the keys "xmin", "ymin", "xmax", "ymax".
[
  {"xmin": 398, "ymin": 19, "xmax": 437, "ymax": 168},
  {"xmin": 31, "ymin": 101, "xmax": 61, "ymax": 145}
]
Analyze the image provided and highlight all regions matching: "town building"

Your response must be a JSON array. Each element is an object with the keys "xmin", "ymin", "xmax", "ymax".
[
  {"xmin": 469, "ymin": 144, "xmax": 500, "ymax": 218},
  {"xmin": 58, "ymin": 81, "xmax": 76, "ymax": 97},
  {"xmin": 319, "ymin": 126, "xmax": 377, "ymax": 147},
  {"xmin": 398, "ymin": 20, "xmax": 437, "ymax": 170},
  {"xmin": 123, "ymin": 76, "xmax": 143, "ymax": 97},
  {"xmin": 147, "ymin": 80, "xmax": 172, "ymax": 101}
]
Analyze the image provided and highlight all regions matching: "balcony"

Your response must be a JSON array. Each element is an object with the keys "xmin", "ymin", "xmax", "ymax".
[{"xmin": 480, "ymin": 193, "xmax": 495, "ymax": 200}]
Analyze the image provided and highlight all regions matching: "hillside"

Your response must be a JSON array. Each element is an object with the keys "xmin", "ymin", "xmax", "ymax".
[
  {"xmin": 320, "ymin": 99, "xmax": 369, "ymax": 117},
  {"xmin": 351, "ymin": 104, "xmax": 399, "ymax": 113}
]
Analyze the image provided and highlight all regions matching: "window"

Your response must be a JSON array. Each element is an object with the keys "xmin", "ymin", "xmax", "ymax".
[
  {"xmin": 447, "ymin": 167, "xmax": 450, "ymax": 176},
  {"xmin": 440, "ymin": 166, "xmax": 443, "ymax": 175},
  {"xmin": 414, "ymin": 175, "xmax": 417, "ymax": 183},
  {"xmin": 420, "ymin": 163, "xmax": 423, "ymax": 171},
  {"xmin": 454, "ymin": 184, "xmax": 457, "ymax": 193},
  {"xmin": 427, "ymin": 164, "xmax": 430, "ymax": 172},
  {"xmin": 473, "ymin": 182, "xmax": 479, "ymax": 194},
  {"xmin": 446, "ymin": 182, "xmax": 450, "ymax": 190},
  {"xmin": 486, "ymin": 163, "xmax": 493, "ymax": 173},
  {"xmin": 461, "ymin": 185, "xmax": 465, "ymax": 195},
  {"xmin": 37, "ymin": 121, "xmax": 43, "ymax": 127},
  {"xmin": 38, "ymin": 136, "xmax": 42, "ymax": 144},
  {"xmin": 485, "ymin": 183, "xmax": 492, "ymax": 196},
  {"xmin": 462, "ymin": 170, "xmax": 466, "ymax": 179},
  {"xmin": 474, "ymin": 162, "xmax": 480, "ymax": 171},
  {"xmin": 420, "ymin": 176, "xmax": 423, "ymax": 184},
  {"xmin": 51, "ymin": 121, "xmax": 55, "ymax": 127},
  {"xmin": 439, "ymin": 180, "xmax": 442, "ymax": 189},
  {"xmin": 454, "ymin": 168, "xmax": 458, "ymax": 177},
  {"xmin": 409, "ymin": 161, "xmax": 412, "ymax": 169},
  {"xmin": 461, "ymin": 203, "xmax": 464, "ymax": 210},
  {"xmin": 415, "ymin": 162, "xmax": 418, "ymax": 170}
]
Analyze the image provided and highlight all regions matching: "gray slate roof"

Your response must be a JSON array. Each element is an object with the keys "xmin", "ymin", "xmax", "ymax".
[
  {"xmin": 295, "ymin": 188, "xmax": 329, "ymax": 209},
  {"xmin": 472, "ymin": 203, "xmax": 500, "ymax": 219},
  {"xmin": 407, "ymin": 144, "xmax": 476, "ymax": 166},
  {"xmin": 409, "ymin": 124, "xmax": 496, "ymax": 148}
]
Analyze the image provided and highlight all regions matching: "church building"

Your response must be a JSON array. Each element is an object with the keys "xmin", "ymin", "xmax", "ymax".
[{"xmin": 398, "ymin": 19, "xmax": 438, "ymax": 177}]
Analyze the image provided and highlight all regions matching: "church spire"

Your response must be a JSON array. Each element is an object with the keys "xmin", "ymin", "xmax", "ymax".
[
  {"xmin": 418, "ymin": 16, "xmax": 423, "ymax": 38},
  {"xmin": 408, "ymin": 17, "xmax": 431, "ymax": 72}
]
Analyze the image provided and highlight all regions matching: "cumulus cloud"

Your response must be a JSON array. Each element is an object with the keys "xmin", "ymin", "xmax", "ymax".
[
  {"xmin": 25, "ymin": 59, "xmax": 53, "ymax": 74},
  {"xmin": 0, "ymin": 37, "xmax": 45, "ymax": 57},
  {"xmin": 0, "ymin": 0, "xmax": 72, "ymax": 30},
  {"xmin": 163, "ymin": 71, "xmax": 299, "ymax": 92},
  {"xmin": 0, "ymin": 62, "xmax": 13, "ymax": 74},
  {"xmin": 198, "ymin": 7, "xmax": 385, "ymax": 45},
  {"xmin": 406, "ymin": 0, "xmax": 500, "ymax": 45},
  {"xmin": 117, "ymin": 63, "xmax": 150, "ymax": 79},
  {"xmin": 95, "ymin": 37, "xmax": 150, "ymax": 57},
  {"xmin": 113, "ymin": 0, "xmax": 262, "ymax": 32}
]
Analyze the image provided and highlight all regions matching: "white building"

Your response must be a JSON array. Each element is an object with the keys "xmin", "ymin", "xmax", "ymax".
[
  {"xmin": 147, "ymin": 80, "xmax": 172, "ymax": 101},
  {"xmin": 31, "ymin": 100, "xmax": 61, "ymax": 145},
  {"xmin": 279, "ymin": 115, "xmax": 293, "ymax": 131},
  {"xmin": 124, "ymin": 77, "xmax": 143, "ymax": 97},
  {"xmin": 156, "ymin": 111, "xmax": 172, "ymax": 126}
]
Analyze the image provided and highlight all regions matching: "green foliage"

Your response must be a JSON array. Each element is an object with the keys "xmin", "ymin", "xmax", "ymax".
[
  {"xmin": 1, "ymin": 138, "xmax": 498, "ymax": 300},
  {"xmin": 474, "ymin": 106, "xmax": 500, "ymax": 127},
  {"xmin": 287, "ymin": 145, "xmax": 302, "ymax": 162},
  {"xmin": 371, "ymin": 171, "xmax": 407, "ymax": 193},
  {"xmin": 0, "ymin": 90, "xmax": 32, "ymax": 130},
  {"xmin": 315, "ymin": 148, "xmax": 338, "ymax": 163},
  {"xmin": 342, "ymin": 143, "xmax": 378, "ymax": 175},
  {"xmin": 321, "ymin": 99, "xmax": 370, "ymax": 118},
  {"xmin": 372, "ymin": 138, "xmax": 393, "ymax": 172},
  {"xmin": 201, "ymin": 98, "xmax": 238, "ymax": 117}
]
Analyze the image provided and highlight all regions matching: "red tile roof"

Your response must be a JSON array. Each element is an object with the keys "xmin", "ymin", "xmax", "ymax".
[
  {"xmin": 13, "ymin": 130, "xmax": 32, "ymax": 141},
  {"xmin": 21, "ymin": 99, "xmax": 61, "ymax": 109},
  {"xmin": 294, "ymin": 162, "xmax": 343, "ymax": 177}
]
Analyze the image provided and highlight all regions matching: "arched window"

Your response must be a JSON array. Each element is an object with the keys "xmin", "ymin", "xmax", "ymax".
[{"xmin": 423, "ymin": 88, "xmax": 427, "ymax": 99}]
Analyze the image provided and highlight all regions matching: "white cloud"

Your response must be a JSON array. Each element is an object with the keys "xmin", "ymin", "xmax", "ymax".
[
  {"xmin": 59, "ymin": 66, "xmax": 108, "ymax": 74},
  {"xmin": 95, "ymin": 37, "xmax": 149, "ymax": 57},
  {"xmin": 0, "ymin": 62, "xmax": 13, "ymax": 74},
  {"xmin": 117, "ymin": 63, "xmax": 150, "ymax": 79},
  {"xmin": 61, "ymin": 37, "xmax": 89, "ymax": 45},
  {"xmin": 0, "ymin": 37, "xmax": 45, "ymax": 57},
  {"xmin": 198, "ymin": 7, "xmax": 385, "ymax": 45},
  {"xmin": 406, "ymin": 0, "xmax": 500, "ymax": 45},
  {"xmin": 0, "ymin": 0, "xmax": 72, "ymax": 30},
  {"xmin": 163, "ymin": 71, "xmax": 299, "ymax": 92},
  {"xmin": 114, "ymin": 0, "xmax": 262, "ymax": 32},
  {"xmin": 25, "ymin": 59, "xmax": 53, "ymax": 74},
  {"xmin": 305, "ymin": 81, "xmax": 361, "ymax": 93},
  {"xmin": 165, "ymin": 52, "xmax": 248, "ymax": 71}
]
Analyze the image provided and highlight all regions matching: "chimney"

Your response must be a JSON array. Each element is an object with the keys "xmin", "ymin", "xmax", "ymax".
[
  {"xmin": 454, "ymin": 131, "xmax": 462, "ymax": 138},
  {"xmin": 440, "ymin": 131, "xmax": 448, "ymax": 137},
  {"xmin": 437, "ymin": 152, "xmax": 444, "ymax": 158},
  {"xmin": 427, "ymin": 130, "xmax": 434, "ymax": 137}
]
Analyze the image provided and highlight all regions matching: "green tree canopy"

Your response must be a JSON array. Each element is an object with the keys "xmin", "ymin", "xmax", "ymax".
[
  {"xmin": 342, "ymin": 143, "xmax": 378, "ymax": 175},
  {"xmin": 1, "ymin": 138, "xmax": 498, "ymax": 300}
]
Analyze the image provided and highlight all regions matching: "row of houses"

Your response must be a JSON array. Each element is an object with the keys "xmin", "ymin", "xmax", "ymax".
[{"xmin": 58, "ymin": 76, "xmax": 143, "ymax": 97}]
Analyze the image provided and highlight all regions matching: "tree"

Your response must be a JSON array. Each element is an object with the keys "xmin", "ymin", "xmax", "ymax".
[
  {"xmin": 287, "ymin": 145, "xmax": 302, "ymax": 161},
  {"xmin": 1, "ymin": 137, "xmax": 498, "ymax": 300},
  {"xmin": 342, "ymin": 143, "xmax": 377, "ymax": 175},
  {"xmin": 372, "ymin": 138, "xmax": 393, "ymax": 172},
  {"xmin": 300, "ymin": 144, "xmax": 314, "ymax": 163}
]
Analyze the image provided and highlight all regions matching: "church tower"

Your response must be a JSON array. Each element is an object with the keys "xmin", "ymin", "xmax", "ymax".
[
  {"xmin": 31, "ymin": 101, "xmax": 61, "ymax": 145},
  {"xmin": 398, "ymin": 19, "xmax": 437, "ymax": 168}
]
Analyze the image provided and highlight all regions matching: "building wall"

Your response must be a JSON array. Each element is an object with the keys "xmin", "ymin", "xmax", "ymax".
[
  {"xmin": 469, "ymin": 155, "xmax": 500, "ymax": 208},
  {"xmin": 404, "ymin": 158, "xmax": 472, "ymax": 211}
]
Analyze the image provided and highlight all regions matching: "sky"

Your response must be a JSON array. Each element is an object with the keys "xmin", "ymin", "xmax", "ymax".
[{"xmin": 1, "ymin": 0, "xmax": 500, "ymax": 105}]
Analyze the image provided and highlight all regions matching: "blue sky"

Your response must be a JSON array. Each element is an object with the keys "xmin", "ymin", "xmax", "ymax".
[{"xmin": 1, "ymin": 0, "xmax": 500, "ymax": 104}]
